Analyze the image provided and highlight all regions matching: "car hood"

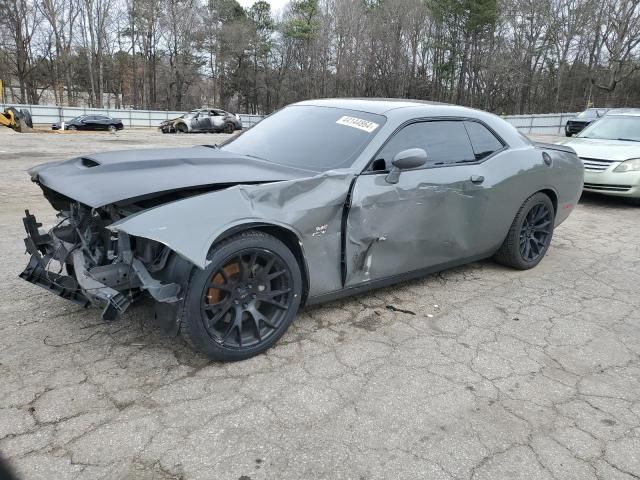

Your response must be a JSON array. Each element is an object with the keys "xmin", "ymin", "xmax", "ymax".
[
  {"xmin": 559, "ymin": 137, "xmax": 640, "ymax": 161},
  {"xmin": 29, "ymin": 146, "xmax": 318, "ymax": 208}
]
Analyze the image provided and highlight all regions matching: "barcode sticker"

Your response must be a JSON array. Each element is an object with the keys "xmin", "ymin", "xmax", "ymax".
[{"xmin": 336, "ymin": 116, "xmax": 379, "ymax": 133}]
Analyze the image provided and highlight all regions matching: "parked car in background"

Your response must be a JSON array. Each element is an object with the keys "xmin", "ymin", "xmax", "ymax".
[
  {"xmin": 565, "ymin": 108, "xmax": 608, "ymax": 136},
  {"xmin": 21, "ymin": 98, "xmax": 583, "ymax": 361},
  {"xmin": 159, "ymin": 109, "xmax": 242, "ymax": 134},
  {"xmin": 562, "ymin": 108, "xmax": 640, "ymax": 203},
  {"xmin": 52, "ymin": 115, "xmax": 124, "ymax": 132}
]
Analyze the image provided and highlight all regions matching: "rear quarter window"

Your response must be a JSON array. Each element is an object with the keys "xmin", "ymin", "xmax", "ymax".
[{"xmin": 463, "ymin": 121, "xmax": 504, "ymax": 160}]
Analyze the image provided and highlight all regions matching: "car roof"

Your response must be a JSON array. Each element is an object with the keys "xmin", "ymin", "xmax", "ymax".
[
  {"xmin": 605, "ymin": 108, "xmax": 640, "ymax": 117},
  {"xmin": 295, "ymin": 98, "xmax": 449, "ymax": 115},
  {"xmin": 293, "ymin": 97, "xmax": 528, "ymax": 148}
]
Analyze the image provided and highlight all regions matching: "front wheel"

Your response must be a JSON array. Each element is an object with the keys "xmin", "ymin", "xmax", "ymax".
[
  {"xmin": 180, "ymin": 230, "xmax": 302, "ymax": 361},
  {"xmin": 494, "ymin": 192, "xmax": 555, "ymax": 269}
]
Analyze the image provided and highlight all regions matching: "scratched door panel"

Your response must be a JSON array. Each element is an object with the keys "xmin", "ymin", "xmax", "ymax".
[{"xmin": 345, "ymin": 167, "xmax": 489, "ymax": 286}]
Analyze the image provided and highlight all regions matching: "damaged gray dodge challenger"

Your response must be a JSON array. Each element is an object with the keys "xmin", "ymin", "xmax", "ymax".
[{"xmin": 20, "ymin": 99, "xmax": 583, "ymax": 360}]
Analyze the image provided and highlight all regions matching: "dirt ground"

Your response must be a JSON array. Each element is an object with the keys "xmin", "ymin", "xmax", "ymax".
[{"xmin": 1, "ymin": 128, "xmax": 639, "ymax": 480}]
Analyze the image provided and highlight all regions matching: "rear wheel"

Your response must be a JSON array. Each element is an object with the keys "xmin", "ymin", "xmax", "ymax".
[
  {"xmin": 176, "ymin": 124, "xmax": 188, "ymax": 134},
  {"xmin": 224, "ymin": 122, "xmax": 234, "ymax": 134},
  {"xmin": 180, "ymin": 230, "xmax": 302, "ymax": 361},
  {"xmin": 67, "ymin": 125, "xmax": 77, "ymax": 131},
  {"xmin": 494, "ymin": 192, "xmax": 555, "ymax": 269}
]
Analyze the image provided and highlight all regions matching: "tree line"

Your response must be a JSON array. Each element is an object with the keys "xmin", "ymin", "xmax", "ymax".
[{"xmin": 1, "ymin": 0, "xmax": 639, "ymax": 115}]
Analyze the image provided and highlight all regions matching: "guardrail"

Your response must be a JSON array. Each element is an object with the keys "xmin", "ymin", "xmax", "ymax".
[
  {"xmin": 0, "ymin": 103, "xmax": 264, "ymax": 129},
  {"xmin": 502, "ymin": 112, "xmax": 578, "ymax": 136},
  {"xmin": 1, "ymin": 102, "xmax": 577, "ymax": 135}
]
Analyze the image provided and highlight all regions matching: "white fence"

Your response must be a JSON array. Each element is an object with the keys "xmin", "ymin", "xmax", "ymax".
[
  {"xmin": 2, "ymin": 102, "xmax": 576, "ymax": 135},
  {"xmin": 502, "ymin": 112, "xmax": 577, "ymax": 136},
  {"xmin": 0, "ymin": 103, "xmax": 264, "ymax": 129}
]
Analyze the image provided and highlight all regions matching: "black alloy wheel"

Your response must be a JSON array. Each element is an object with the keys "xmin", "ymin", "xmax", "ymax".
[
  {"xmin": 181, "ymin": 230, "xmax": 302, "ymax": 361},
  {"xmin": 494, "ymin": 192, "xmax": 555, "ymax": 269},
  {"xmin": 201, "ymin": 249, "xmax": 293, "ymax": 348},
  {"xmin": 519, "ymin": 202, "xmax": 552, "ymax": 262}
]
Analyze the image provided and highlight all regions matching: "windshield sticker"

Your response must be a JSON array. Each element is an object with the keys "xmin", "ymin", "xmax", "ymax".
[{"xmin": 336, "ymin": 116, "xmax": 379, "ymax": 133}]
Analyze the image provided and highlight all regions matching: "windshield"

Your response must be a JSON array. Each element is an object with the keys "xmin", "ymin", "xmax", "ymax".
[
  {"xmin": 577, "ymin": 116, "xmax": 640, "ymax": 142},
  {"xmin": 220, "ymin": 105, "xmax": 386, "ymax": 170},
  {"xmin": 576, "ymin": 109, "xmax": 597, "ymax": 119}
]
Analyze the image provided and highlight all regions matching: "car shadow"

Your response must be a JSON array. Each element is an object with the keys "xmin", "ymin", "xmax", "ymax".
[{"xmin": 578, "ymin": 191, "xmax": 639, "ymax": 209}]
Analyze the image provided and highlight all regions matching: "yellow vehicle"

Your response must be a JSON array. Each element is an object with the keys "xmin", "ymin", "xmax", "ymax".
[{"xmin": 0, "ymin": 107, "xmax": 33, "ymax": 132}]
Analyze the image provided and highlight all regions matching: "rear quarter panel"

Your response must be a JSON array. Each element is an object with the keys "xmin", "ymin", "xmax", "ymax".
[{"xmin": 478, "ymin": 144, "xmax": 582, "ymax": 253}]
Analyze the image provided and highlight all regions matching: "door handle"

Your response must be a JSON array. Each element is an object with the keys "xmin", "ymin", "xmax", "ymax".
[{"xmin": 470, "ymin": 175, "xmax": 485, "ymax": 184}]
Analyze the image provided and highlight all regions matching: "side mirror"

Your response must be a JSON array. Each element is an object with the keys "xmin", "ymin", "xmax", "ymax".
[{"xmin": 385, "ymin": 148, "xmax": 427, "ymax": 184}]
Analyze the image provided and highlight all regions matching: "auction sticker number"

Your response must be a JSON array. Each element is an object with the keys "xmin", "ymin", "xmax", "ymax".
[{"xmin": 336, "ymin": 116, "xmax": 379, "ymax": 133}]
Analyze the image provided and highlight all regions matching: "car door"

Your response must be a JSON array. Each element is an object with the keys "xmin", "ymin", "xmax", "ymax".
[
  {"xmin": 95, "ymin": 115, "xmax": 111, "ymax": 130},
  {"xmin": 344, "ymin": 119, "xmax": 504, "ymax": 286},
  {"xmin": 195, "ymin": 111, "xmax": 213, "ymax": 131},
  {"xmin": 78, "ymin": 116, "xmax": 94, "ymax": 130}
]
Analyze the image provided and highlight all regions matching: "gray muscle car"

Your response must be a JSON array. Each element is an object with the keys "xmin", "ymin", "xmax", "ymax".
[{"xmin": 20, "ymin": 99, "xmax": 583, "ymax": 361}]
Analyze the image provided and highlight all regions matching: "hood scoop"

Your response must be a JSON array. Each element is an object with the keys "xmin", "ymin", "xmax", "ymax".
[{"xmin": 80, "ymin": 157, "xmax": 101, "ymax": 168}]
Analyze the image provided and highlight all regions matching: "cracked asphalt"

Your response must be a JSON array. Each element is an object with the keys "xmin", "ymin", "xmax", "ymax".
[{"xmin": 1, "ymin": 128, "xmax": 639, "ymax": 480}]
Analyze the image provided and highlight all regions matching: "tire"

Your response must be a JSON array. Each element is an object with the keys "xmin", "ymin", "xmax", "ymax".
[
  {"xmin": 20, "ymin": 109, "xmax": 33, "ymax": 128},
  {"xmin": 67, "ymin": 125, "xmax": 77, "ymax": 131},
  {"xmin": 494, "ymin": 192, "xmax": 555, "ymax": 270},
  {"xmin": 176, "ymin": 124, "xmax": 187, "ymax": 134},
  {"xmin": 565, "ymin": 131, "xmax": 572, "ymax": 137},
  {"xmin": 180, "ymin": 230, "xmax": 303, "ymax": 361},
  {"xmin": 224, "ymin": 122, "xmax": 234, "ymax": 134}
]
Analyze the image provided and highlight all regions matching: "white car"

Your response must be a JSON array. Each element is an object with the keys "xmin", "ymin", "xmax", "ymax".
[{"xmin": 562, "ymin": 109, "xmax": 640, "ymax": 203}]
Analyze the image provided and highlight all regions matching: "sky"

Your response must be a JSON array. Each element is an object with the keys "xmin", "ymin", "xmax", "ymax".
[{"xmin": 237, "ymin": 0, "xmax": 289, "ymax": 15}]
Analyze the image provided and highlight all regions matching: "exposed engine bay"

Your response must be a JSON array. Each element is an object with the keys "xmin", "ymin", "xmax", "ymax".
[{"xmin": 20, "ymin": 197, "xmax": 191, "ymax": 329}]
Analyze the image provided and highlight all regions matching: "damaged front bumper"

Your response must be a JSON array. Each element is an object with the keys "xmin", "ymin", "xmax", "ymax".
[{"xmin": 19, "ymin": 210, "xmax": 183, "ymax": 322}]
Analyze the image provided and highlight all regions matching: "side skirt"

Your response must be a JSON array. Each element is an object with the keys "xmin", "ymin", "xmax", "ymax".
[{"xmin": 305, "ymin": 252, "xmax": 494, "ymax": 307}]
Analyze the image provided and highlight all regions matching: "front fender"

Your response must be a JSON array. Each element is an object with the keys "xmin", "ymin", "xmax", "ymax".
[{"xmin": 108, "ymin": 171, "xmax": 355, "ymax": 296}]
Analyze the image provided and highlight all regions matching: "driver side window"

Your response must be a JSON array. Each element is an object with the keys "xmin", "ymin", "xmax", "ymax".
[{"xmin": 373, "ymin": 121, "xmax": 476, "ymax": 171}]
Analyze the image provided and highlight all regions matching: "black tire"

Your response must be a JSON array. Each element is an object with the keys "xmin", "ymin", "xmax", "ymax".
[
  {"xmin": 20, "ymin": 109, "xmax": 33, "ymax": 128},
  {"xmin": 67, "ymin": 124, "xmax": 77, "ymax": 131},
  {"xmin": 224, "ymin": 122, "xmax": 234, "ymax": 134},
  {"xmin": 180, "ymin": 230, "xmax": 302, "ymax": 361},
  {"xmin": 565, "ymin": 132, "xmax": 572, "ymax": 137},
  {"xmin": 176, "ymin": 124, "xmax": 187, "ymax": 134},
  {"xmin": 494, "ymin": 192, "xmax": 555, "ymax": 270}
]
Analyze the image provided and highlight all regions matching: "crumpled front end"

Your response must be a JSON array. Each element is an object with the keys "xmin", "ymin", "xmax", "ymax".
[{"xmin": 19, "ymin": 204, "xmax": 191, "ymax": 329}]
